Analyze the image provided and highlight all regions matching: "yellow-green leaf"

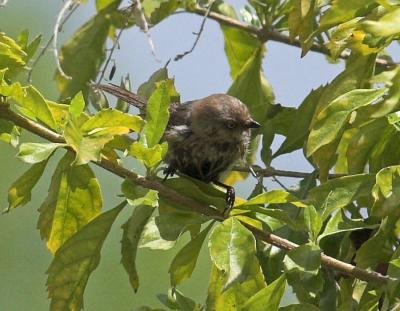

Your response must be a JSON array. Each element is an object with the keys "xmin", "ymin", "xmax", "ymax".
[
  {"xmin": 307, "ymin": 88, "xmax": 386, "ymax": 157},
  {"xmin": 7, "ymin": 160, "xmax": 48, "ymax": 211},
  {"xmin": 37, "ymin": 153, "xmax": 102, "ymax": 253},
  {"xmin": 17, "ymin": 142, "xmax": 65, "ymax": 164},
  {"xmin": 46, "ymin": 201, "xmax": 125, "ymax": 311},
  {"xmin": 362, "ymin": 8, "xmax": 400, "ymax": 37}
]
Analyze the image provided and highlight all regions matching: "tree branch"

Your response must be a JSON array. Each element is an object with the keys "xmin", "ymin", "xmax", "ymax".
[
  {"xmin": 192, "ymin": 6, "xmax": 395, "ymax": 68},
  {"xmin": 233, "ymin": 165, "xmax": 346, "ymax": 179},
  {"xmin": 0, "ymin": 105, "xmax": 394, "ymax": 285}
]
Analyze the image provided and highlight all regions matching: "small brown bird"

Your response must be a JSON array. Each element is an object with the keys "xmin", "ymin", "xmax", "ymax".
[{"xmin": 96, "ymin": 84, "xmax": 260, "ymax": 213}]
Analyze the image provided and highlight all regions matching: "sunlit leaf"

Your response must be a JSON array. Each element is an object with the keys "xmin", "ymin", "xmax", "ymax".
[
  {"xmin": 320, "ymin": 0, "xmax": 376, "ymax": 29},
  {"xmin": 306, "ymin": 88, "xmax": 386, "ymax": 157},
  {"xmin": 17, "ymin": 142, "xmax": 65, "ymax": 164},
  {"xmin": 128, "ymin": 141, "xmax": 168, "ymax": 168},
  {"xmin": 144, "ymin": 79, "xmax": 177, "ymax": 148},
  {"xmin": 236, "ymin": 189, "xmax": 306, "ymax": 207},
  {"xmin": 142, "ymin": 0, "xmax": 178, "ymax": 24},
  {"xmin": 138, "ymin": 217, "xmax": 176, "ymax": 250},
  {"xmin": 7, "ymin": 160, "xmax": 48, "ymax": 211},
  {"xmin": 0, "ymin": 118, "xmax": 20, "ymax": 146},
  {"xmin": 362, "ymin": 8, "xmax": 400, "ymax": 37},
  {"xmin": 284, "ymin": 244, "xmax": 321, "ymax": 276},
  {"xmin": 209, "ymin": 217, "xmax": 259, "ymax": 290},
  {"xmin": 37, "ymin": 153, "xmax": 102, "ymax": 253},
  {"xmin": 279, "ymin": 304, "xmax": 320, "ymax": 311},
  {"xmin": 46, "ymin": 201, "xmax": 125, "ymax": 311}
]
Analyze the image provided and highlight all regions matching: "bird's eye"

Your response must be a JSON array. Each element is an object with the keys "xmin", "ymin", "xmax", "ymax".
[{"xmin": 226, "ymin": 121, "xmax": 236, "ymax": 129}]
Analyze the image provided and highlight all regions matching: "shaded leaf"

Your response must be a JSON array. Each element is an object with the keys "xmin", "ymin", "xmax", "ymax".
[
  {"xmin": 37, "ymin": 153, "xmax": 102, "ymax": 253},
  {"xmin": 280, "ymin": 304, "xmax": 320, "ymax": 311},
  {"xmin": 137, "ymin": 68, "xmax": 168, "ymax": 100},
  {"xmin": 121, "ymin": 204, "xmax": 155, "ymax": 292},
  {"xmin": 242, "ymin": 274, "xmax": 286, "ymax": 311},
  {"xmin": 47, "ymin": 201, "xmax": 125, "ymax": 311},
  {"xmin": 169, "ymin": 222, "xmax": 213, "ymax": 286},
  {"xmin": 7, "ymin": 160, "xmax": 48, "ymax": 211},
  {"xmin": 362, "ymin": 8, "xmax": 400, "ymax": 37}
]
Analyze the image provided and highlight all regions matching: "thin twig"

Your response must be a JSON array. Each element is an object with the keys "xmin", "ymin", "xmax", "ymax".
[
  {"xmin": 27, "ymin": 2, "xmax": 79, "ymax": 83},
  {"xmin": 248, "ymin": 165, "xmax": 267, "ymax": 192},
  {"xmin": 133, "ymin": 0, "xmax": 161, "ymax": 62},
  {"xmin": 96, "ymin": 28, "xmax": 125, "ymax": 85},
  {"xmin": 53, "ymin": 0, "xmax": 78, "ymax": 80},
  {"xmin": 174, "ymin": 0, "xmax": 216, "ymax": 61},
  {"xmin": 272, "ymin": 175, "xmax": 290, "ymax": 192},
  {"xmin": 0, "ymin": 105, "xmax": 394, "ymax": 285}
]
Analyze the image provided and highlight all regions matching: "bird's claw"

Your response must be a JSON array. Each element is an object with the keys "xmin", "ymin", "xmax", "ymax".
[
  {"xmin": 223, "ymin": 186, "xmax": 235, "ymax": 217},
  {"xmin": 163, "ymin": 166, "xmax": 176, "ymax": 182}
]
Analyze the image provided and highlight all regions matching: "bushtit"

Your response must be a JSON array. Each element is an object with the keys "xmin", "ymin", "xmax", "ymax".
[{"xmin": 96, "ymin": 84, "xmax": 260, "ymax": 213}]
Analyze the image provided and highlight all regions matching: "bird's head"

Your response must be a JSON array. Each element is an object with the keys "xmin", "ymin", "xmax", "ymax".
[{"xmin": 190, "ymin": 94, "xmax": 260, "ymax": 139}]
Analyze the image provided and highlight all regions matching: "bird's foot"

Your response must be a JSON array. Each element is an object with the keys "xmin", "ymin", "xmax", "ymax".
[
  {"xmin": 213, "ymin": 180, "xmax": 235, "ymax": 217},
  {"xmin": 163, "ymin": 166, "xmax": 176, "ymax": 182}
]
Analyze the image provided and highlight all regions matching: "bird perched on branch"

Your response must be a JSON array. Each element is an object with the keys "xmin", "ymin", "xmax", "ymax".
[{"xmin": 95, "ymin": 84, "xmax": 260, "ymax": 214}]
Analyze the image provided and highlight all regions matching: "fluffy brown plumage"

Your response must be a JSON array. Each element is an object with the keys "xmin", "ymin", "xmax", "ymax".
[{"xmin": 96, "ymin": 84, "xmax": 260, "ymax": 211}]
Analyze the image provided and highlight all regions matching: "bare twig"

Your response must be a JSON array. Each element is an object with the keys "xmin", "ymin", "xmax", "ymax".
[
  {"xmin": 133, "ymin": 0, "xmax": 161, "ymax": 62},
  {"xmin": 174, "ymin": 0, "xmax": 216, "ymax": 61},
  {"xmin": 27, "ymin": 2, "xmax": 79, "ymax": 83},
  {"xmin": 0, "ymin": 105, "xmax": 394, "ymax": 285},
  {"xmin": 272, "ymin": 175, "xmax": 290, "ymax": 192},
  {"xmin": 96, "ymin": 28, "xmax": 124, "ymax": 85},
  {"xmin": 53, "ymin": 0, "xmax": 78, "ymax": 80}
]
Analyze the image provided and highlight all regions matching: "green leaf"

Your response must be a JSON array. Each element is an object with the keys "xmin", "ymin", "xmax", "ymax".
[
  {"xmin": 279, "ymin": 304, "xmax": 320, "ymax": 311},
  {"xmin": 121, "ymin": 204, "xmax": 155, "ymax": 292},
  {"xmin": 318, "ymin": 210, "xmax": 378, "ymax": 242},
  {"xmin": 284, "ymin": 244, "xmax": 321, "ymax": 277},
  {"xmin": 56, "ymin": 8, "xmax": 112, "ymax": 99},
  {"xmin": 169, "ymin": 222, "xmax": 213, "ymax": 286},
  {"xmin": 121, "ymin": 179, "xmax": 159, "ymax": 208},
  {"xmin": 274, "ymin": 87, "xmax": 323, "ymax": 157},
  {"xmin": 46, "ymin": 201, "xmax": 125, "ymax": 311},
  {"xmin": 0, "ymin": 32, "xmax": 26, "ymax": 76},
  {"xmin": 142, "ymin": 0, "xmax": 178, "ymax": 24},
  {"xmin": 37, "ymin": 153, "xmax": 103, "ymax": 253},
  {"xmin": 137, "ymin": 68, "xmax": 168, "ymax": 100},
  {"xmin": 371, "ymin": 165, "xmax": 400, "ymax": 218},
  {"xmin": 17, "ymin": 142, "xmax": 65, "ymax": 164},
  {"xmin": 362, "ymin": 8, "xmax": 400, "ymax": 37},
  {"xmin": 96, "ymin": 0, "xmax": 122, "ymax": 11},
  {"xmin": 69, "ymin": 91, "xmax": 85, "ymax": 118},
  {"xmin": 218, "ymin": 3, "xmax": 262, "ymax": 79},
  {"xmin": 307, "ymin": 174, "xmax": 375, "ymax": 214},
  {"xmin": 7, "ymin": 160, "xmax": 48, "ymax": 211},
  {"xmin": 228, "ymin": 47, "xmax": 274, "ymax": 124},
  {"xmin": 64, "ymin": 107, "xmax": 143, "ymax": 165},
  {"xmin": 303, "ymin": 205, "xmax": 322, "ymax": 242},
  {"xmin": 306, "ymin": 88, "xmax": 386, "ymax": 157},
  {"xmin": 320, "ymin": 0, "xmax": 376, "ymax": 29},
  {"xmin": 80, "ymin": 108, "xmax": 144, "ymax": 133},
  {"xmin": 242, "ymin": 274, "xmax": 286, "ymax": 311},
  {"xmin": 208, "ymin": 218, "xmax": 258, "ymax": 290},
  {"xmin": 355, "ymin": 218, "xmax": 394, "ymax": 269},
  {"xmin": 128, "ymin": 141, "xmax": 168, "ymax": 168},
  {"xmin": 0, "ymin": 118, "xmax": 20, "ymax": 146},
  {"xmin": 11, "ymin": 85, "xmax": 58, "ymax": 130},
  {"xmin": 138, "ymin": 217, "xmax": 177, "ymax": 250},
  {"xmin": 144, "ymin": 79, "xmax": 177, "ymax": 147}
]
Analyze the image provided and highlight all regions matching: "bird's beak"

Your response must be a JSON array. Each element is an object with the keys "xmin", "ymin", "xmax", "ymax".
[{"xmin": 247, "ymin": 119, "xmax": 261, "ymax": 128}]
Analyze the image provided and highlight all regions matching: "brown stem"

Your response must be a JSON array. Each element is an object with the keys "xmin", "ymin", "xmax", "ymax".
[
  {"xmin": 192, "ymin": 6, "xmax": 395, "ymax": 68},
  {"xmin": 0, "ymin": 105, "xmax": 393, "ymax": 285}
]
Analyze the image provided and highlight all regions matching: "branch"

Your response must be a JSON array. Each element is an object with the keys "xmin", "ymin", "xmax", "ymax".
[
  {"xmin": 233, "ymin": 165, "xmax": 346, "ymax": 179},
  {"xmin": 0, "ymin": 105, "xmax": 393, "ymax": 285},
  {"xmin": 192, "ymin": 6, "xmax": 396, "ymax": 68}
]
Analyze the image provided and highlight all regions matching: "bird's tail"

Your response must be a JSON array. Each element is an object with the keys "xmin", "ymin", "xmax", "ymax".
[{"xmin": 93, "ymin": 83, "xmax": 147, "ymax": 109}]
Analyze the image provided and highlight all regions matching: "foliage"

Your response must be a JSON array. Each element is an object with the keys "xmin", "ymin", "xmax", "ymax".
[{"xmin": 2, "ymin": 0, "xmax": 400, "ymax": 310}]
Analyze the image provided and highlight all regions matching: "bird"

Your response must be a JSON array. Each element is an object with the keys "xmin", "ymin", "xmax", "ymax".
[{"xmin": 95, "ymin": 84, "xmax": 261, "ymax": 214}]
